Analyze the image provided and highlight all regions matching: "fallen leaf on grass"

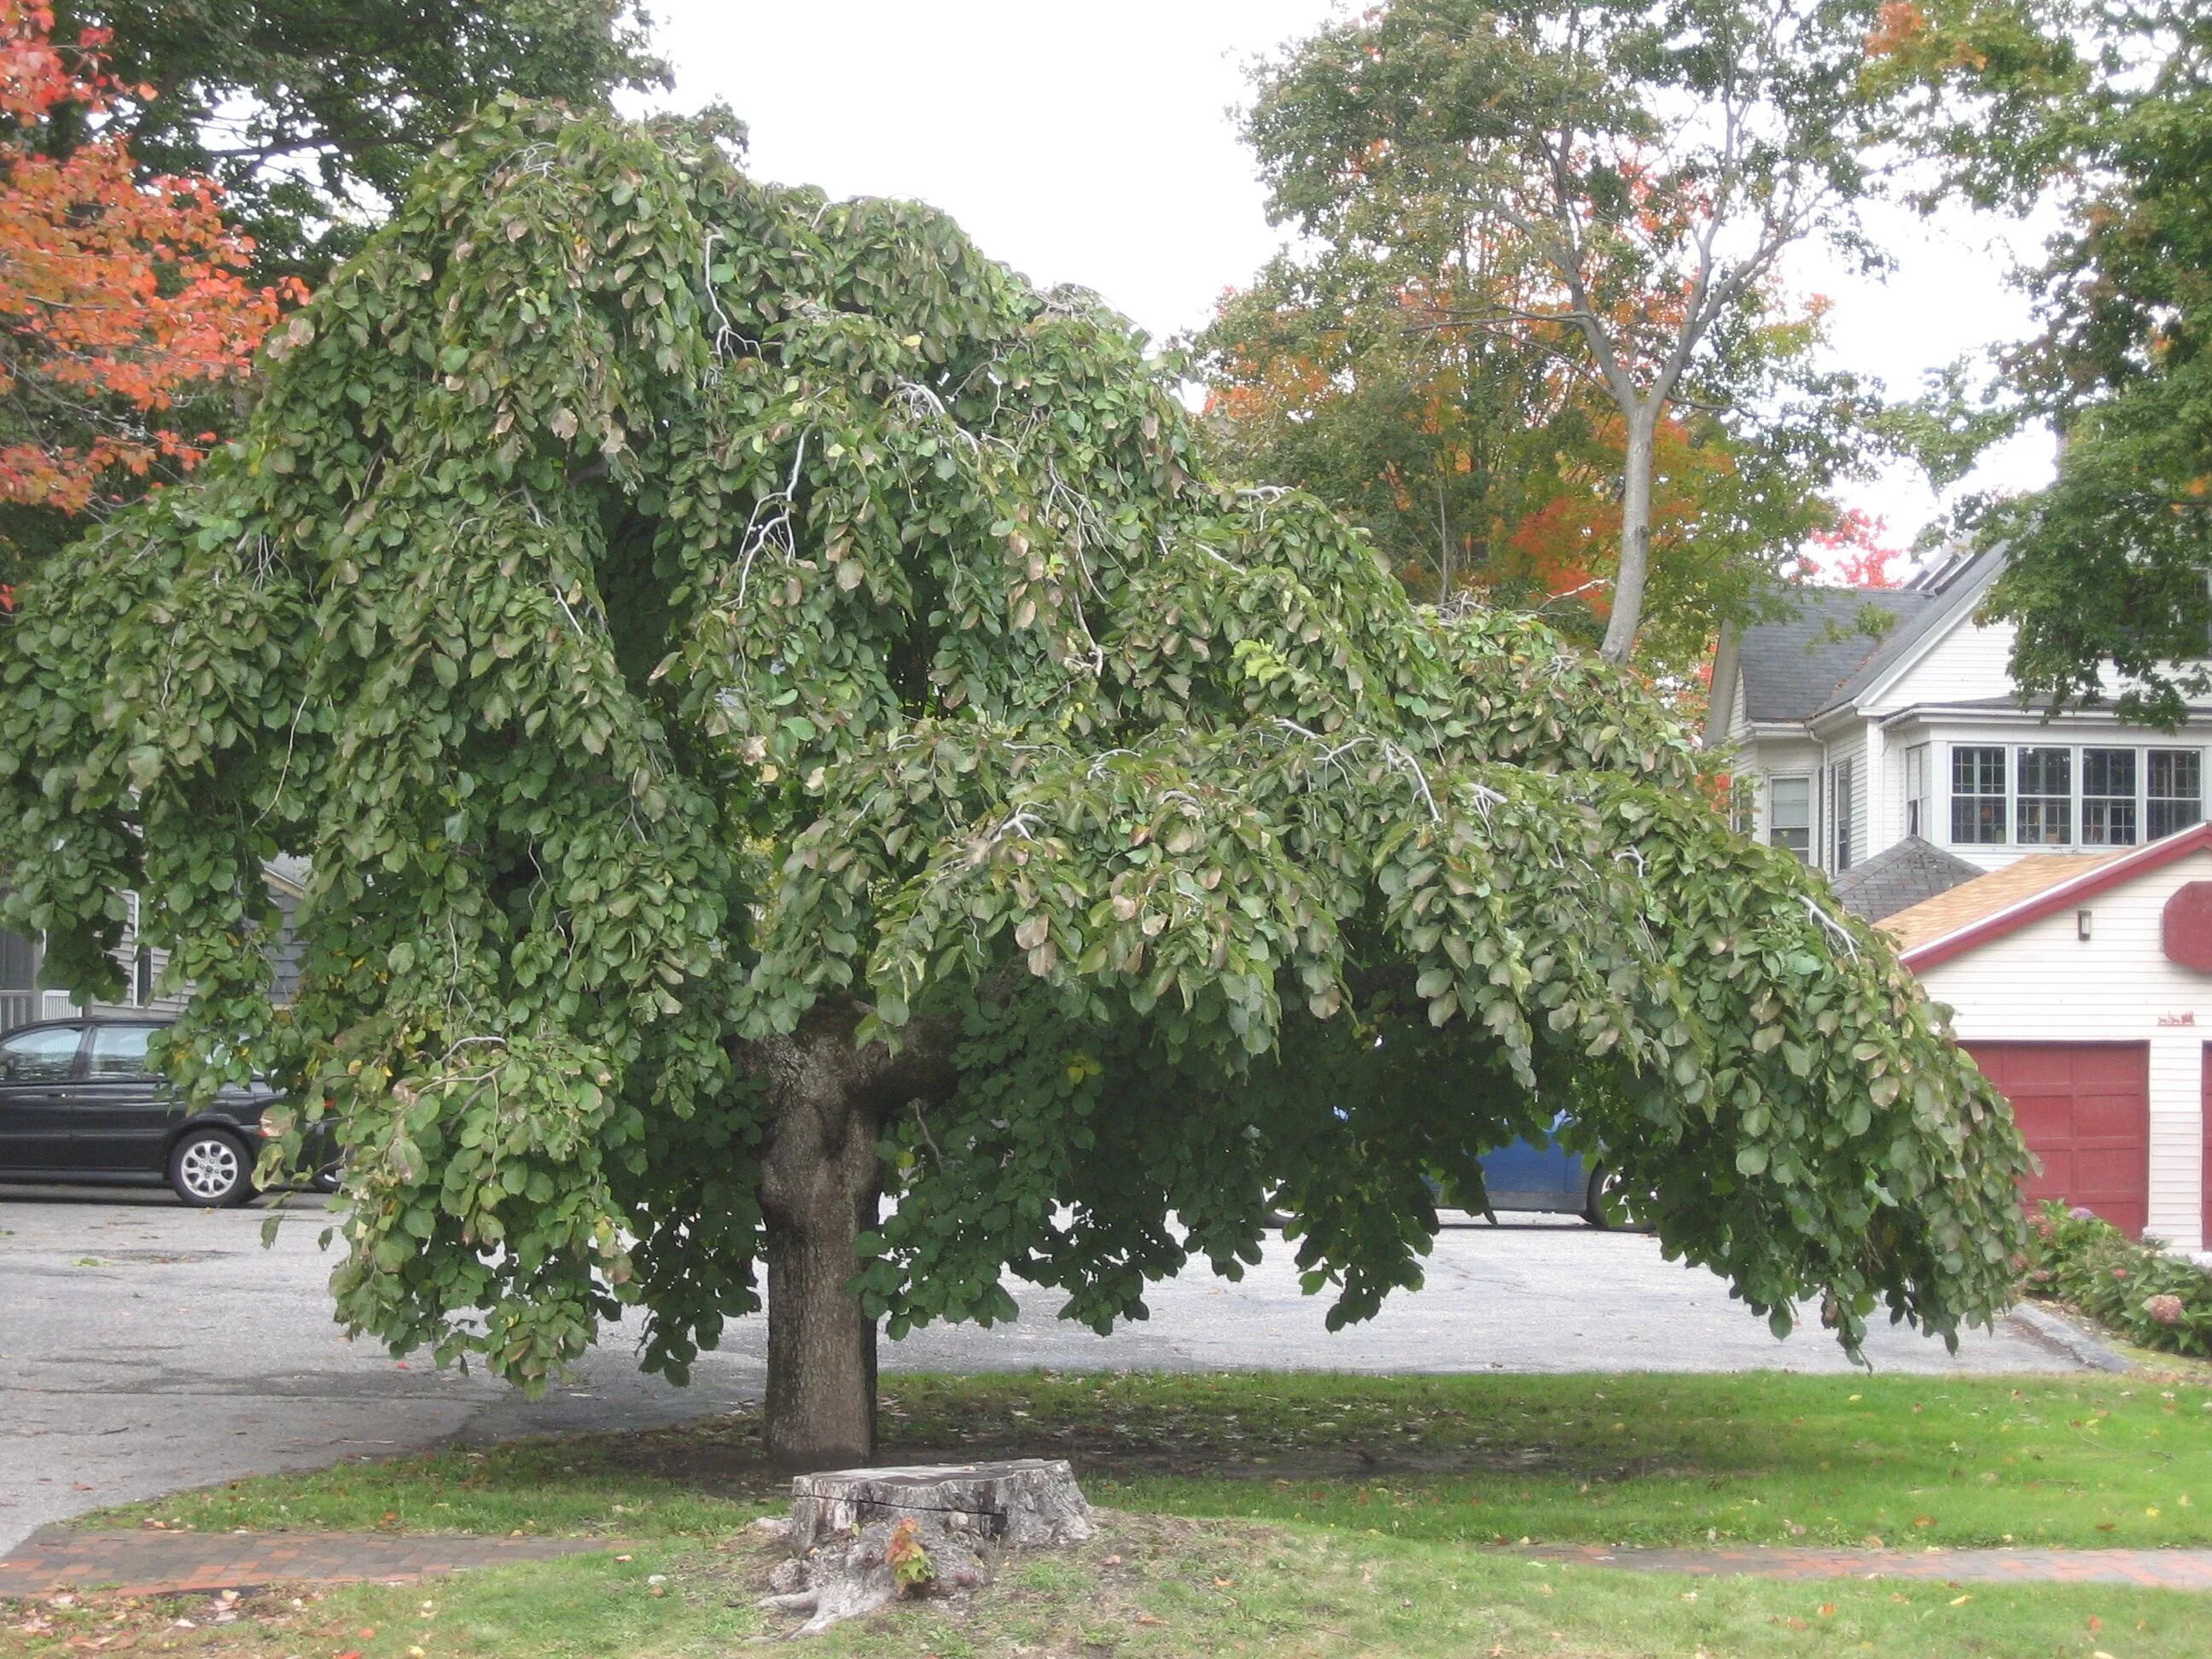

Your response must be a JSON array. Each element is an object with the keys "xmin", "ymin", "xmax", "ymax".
[{"xmin": 1949, "ymin": 1594, "xmax": 1971, "ymax": 1606}]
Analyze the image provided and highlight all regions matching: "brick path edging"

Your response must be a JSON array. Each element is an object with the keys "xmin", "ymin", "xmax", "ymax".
[
  {"xmin": 1516, "ymin": 1542, "xmax": 2212, "ymax": 1592},
  {"xmin": 0, "ymin": 1528, "xmax": 626, "ymax": 1599}
]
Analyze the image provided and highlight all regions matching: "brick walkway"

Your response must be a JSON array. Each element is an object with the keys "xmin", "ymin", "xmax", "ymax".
[
  {"xmin": 1520, "ymin": 1543, "xmax": 2212, "ymax": 1592},
  {"xmin": 0, "ymin": 1528, "xmax": 622, "ymax": 1598}
]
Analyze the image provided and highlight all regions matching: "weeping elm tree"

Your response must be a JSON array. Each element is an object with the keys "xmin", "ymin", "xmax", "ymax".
[{"xmin": 0, "ymin": 102, "xmax": 2032, "ymax": 1464}]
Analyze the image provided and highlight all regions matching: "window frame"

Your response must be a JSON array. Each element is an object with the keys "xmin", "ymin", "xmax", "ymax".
[
  {"xmin": 2081, "ymin": 747, "xmax": 2139, "ymax": 847},
  {"xmin": 1767, "ymin": 774, "xmax": 1813, "ymax": 862},
  {"xmin": 1950, "ymin": 744, "xmax": 2008, "ymax": 845},
  {"xmin": 2149, "ymin": 748, "xmax": 2203, "ymax": 842},
  {"xmin": 1939, "ymin": 740, "xmax": 2208, "ymax": 851},
  {"xmin": 1904, "ymin": 743, "xmax": 1930, "ymax": 839},
  {"xmin": 1832, "ymin": 758, "xmax": 1855, "ymax": 872},
  {"xmin": 2015, "ymin": 745, "xmax": 2074, "ymax": 847}
]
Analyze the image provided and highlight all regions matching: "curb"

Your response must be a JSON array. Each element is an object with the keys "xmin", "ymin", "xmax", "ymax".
[{"xmin": 2006, "ymin": 1301, "xmax": 2131, "ymax": 1372}]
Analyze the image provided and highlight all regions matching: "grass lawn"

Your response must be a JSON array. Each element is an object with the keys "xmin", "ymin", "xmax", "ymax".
[
  {"xmin": 8, "ymin": 1512, "xmax": 2211, "ymax": 1658},
  {"xmin": 95, "ymin": 1369, "xmax": 2212, "ymax": 1551},
  {"xmin": 16, "ymin": 1370, "xmax": 2209, "ymax": 1656}
]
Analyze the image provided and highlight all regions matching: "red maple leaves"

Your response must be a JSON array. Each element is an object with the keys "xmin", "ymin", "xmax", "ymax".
[{"xmin": 0, "ymin": 0, "xmax": 300, "ymax": 520}]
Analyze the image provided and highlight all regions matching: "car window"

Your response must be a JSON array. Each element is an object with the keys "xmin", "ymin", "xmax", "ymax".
[
  {"xmin": 86, "ymin": 1024, "xmax": 163, "ymax": 1080},
  {"xmin": 0, "ymin": 1026, "xmax": 83, "ymax": 1082}
]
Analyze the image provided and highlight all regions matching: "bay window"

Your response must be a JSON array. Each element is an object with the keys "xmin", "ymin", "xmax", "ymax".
[{"xmin": 1951, "ymin": 746, "xmax": 2006, "ymax": 844}]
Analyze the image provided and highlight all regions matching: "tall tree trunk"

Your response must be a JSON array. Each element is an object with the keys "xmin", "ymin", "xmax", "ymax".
[
  {"xmin": 1600, "ymin": 408, "xmax": 1657, "ymax": 665},
  {"xmin": 753, "ymin": 1004, "xmax": 958, "ymax": 1468},
  {"xmin": 1436, "ymin": 474, "xmax": 1453, "ymax": 601}
]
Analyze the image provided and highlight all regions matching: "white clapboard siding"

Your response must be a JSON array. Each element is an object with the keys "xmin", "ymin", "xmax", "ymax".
[{"xmin": 1871, "ymin": 613, "xmax": 2017, "ymax": 713}]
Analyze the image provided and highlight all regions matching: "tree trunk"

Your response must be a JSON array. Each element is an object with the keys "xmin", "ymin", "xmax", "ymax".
[
  {"xmin": 1600, "ymin": 409, "xmax": 1658, "ymax": 665},
  {"xmin": 753, "ymin": 1004, "xmax": 958, "ymax": 1468},
  {"xmin": 1436, "ymin": 474, "xmax": 1453, "ymax": 602}
]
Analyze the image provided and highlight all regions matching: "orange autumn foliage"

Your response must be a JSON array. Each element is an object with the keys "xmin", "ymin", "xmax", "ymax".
[
  {"xmin": 0, "ymin": 0, "xmax": 299, "ymax": 520},
  {"xmin": 1501, "ymin": 416, "xmax": 1731, "ymax": 614}
]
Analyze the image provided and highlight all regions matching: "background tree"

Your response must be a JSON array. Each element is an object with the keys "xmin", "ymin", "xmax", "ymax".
[
  {"xmin": 0, "ymin": 101, "xmax": 2032, "ymax": 1465},
  {"xmin": 1197, "ymin": 217, "xmax": 1891, "ymax": 672},
  {"xmin": 1892, "ymin": 3, "xmax": 2212, "ymax": 724},
  {"xmin": 1196, "ymin": 242, "xmax": 1588, "ymax": 615},
  {"xmin": 49, "ymin": 0, "xmax": 669, "ymax": 286},
  {"xmin": 0, "ymin": 0, "xmax": 295, "ymax": 590},
  {"xmin": 1237, "ymin": 0, "xmax": 1919, "ymax": 665}
]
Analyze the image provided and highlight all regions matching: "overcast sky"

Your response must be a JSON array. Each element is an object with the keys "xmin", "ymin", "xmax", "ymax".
[{"xmin": 639, "ymin": 0, "xmax": 2057, "ymax": 568}]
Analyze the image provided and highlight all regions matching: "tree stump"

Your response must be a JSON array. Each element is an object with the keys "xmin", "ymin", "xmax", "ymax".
[
  {"xmin": 760, "ymin": 1460, "xmax": 1093, "ymax": 1634},
  {"xmin": 789, "ymin": 1458, "xmax": 1092, "ymax": 1548}
]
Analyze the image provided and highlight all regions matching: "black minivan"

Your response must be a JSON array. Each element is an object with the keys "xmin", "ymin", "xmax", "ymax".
[{"xmin": 0, "ymin": 1017, "xmax": 324, "ymax": 1206}]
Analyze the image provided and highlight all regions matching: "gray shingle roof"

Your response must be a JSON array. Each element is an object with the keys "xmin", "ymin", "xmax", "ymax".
[
  {"xmin": 1733, "ymin": 547, "xmax": 2002, "ymax": 725},
  {"xmin": 1829, "ymin": 835, "xmax": 1984, "ymax": 923},
  {"xmin": 1737, "ymin": 587, "xmax": 1940, "ymax": 722}
]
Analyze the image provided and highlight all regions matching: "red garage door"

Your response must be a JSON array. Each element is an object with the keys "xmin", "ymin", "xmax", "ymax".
[{"xmin": 1963, "ymin": 1043, "xmax": 2150, "ymax": 1238}]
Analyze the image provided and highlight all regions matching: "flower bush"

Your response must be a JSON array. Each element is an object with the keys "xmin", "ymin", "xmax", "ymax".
[{"xmin": 2021, "ymin": 1201, "xmax": 2212, "ymax": 1357}]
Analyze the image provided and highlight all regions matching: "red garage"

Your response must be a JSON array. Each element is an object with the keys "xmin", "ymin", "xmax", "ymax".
[{"xmin": 1882, "ymin": 824, "xmax": 2212, "ymax": 1253}]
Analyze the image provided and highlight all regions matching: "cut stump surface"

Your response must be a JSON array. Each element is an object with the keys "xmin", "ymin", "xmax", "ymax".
[{"xmin": 789, "ymin": 1458, "xmax": 1092, "ymax": 1549}]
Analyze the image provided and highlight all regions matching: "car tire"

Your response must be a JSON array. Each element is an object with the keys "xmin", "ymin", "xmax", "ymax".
[
  {"xmin": 311, "ymin": 1162, "xmax": 343, "ymax": 1195},
  {"xmin": 168, "ymin": 1128, "xmax": 254, "ymax": 1208},
  {"xmin": 1583, "ymin": 1165, "xmax": 1620, "ymax": 1229}
]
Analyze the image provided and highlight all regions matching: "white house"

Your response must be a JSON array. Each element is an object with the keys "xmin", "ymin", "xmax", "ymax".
[
  {"xmin": 1714, "ymin": 548, "xmax": 2212, "ymax": 1252},
  {"xmin": 1707, "ymin": 546, "xmax": 2212, "ymax": 922},
  {"xmin": 0, "ymin": 858, "xmax": 306, "ymax": 1030},
  {"xmin": 1880, "ymin": 826, "xmax": 2212, "ymax": 1254}
]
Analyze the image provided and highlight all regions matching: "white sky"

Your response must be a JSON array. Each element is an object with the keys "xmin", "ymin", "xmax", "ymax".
[{"xmin": 640, "ymin": 0, "xmax": 2056, "ymax": 566}]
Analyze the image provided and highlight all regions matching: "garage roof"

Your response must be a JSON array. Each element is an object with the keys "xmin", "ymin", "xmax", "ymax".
[{"xmin": 1883, "ymin": 822, "xmax": 2212, "ymax": 968}]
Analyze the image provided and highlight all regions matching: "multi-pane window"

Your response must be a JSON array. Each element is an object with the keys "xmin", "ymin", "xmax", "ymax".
[
  {"xmin": 1937, "ymin": 742, "xmax": 2207, "ymax": 849},
  {"xmin": 1768, "ymin": 776, "xmax": 1811, "ymax": 861},
  {"xmin": 2081, "ymin": 748, "xmax": 2139, "ymax": 846},
  {"xmin": 2016, "ymin": 748, "xmax": 2073, "ymax": 844},
  {"xmin": 1904, "ymin": 744, "xmax": 1930, "ymax": 839},
  {"xmin": 1832, "ymin": 760, "xmax": 1855, "ymax": 871},
  {"xmin": 1951, "ymin": 747, "xmax": 2006, "ymax": 844},
  {"xmin": 2150, "ymin": 748, "xmax": 2203, "ymax": 841}
]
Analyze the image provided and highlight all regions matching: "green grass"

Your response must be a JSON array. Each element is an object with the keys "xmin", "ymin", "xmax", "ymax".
[
  {"xmin": 7, "ymin": 1513, "xmax": 2209, "ymax": 1658},
  {"xmin": 96, "ymin": 1370, "xmax": 2212, "ymax": 1551}
]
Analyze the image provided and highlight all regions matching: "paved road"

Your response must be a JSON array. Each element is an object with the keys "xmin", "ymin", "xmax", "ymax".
[{"xmin": 0, "ymin": 1185, "xmax": 2089, "ymax": 1551}]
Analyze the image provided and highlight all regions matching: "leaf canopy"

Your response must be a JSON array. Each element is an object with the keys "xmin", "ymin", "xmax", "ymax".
[{"xmin": 0, "ymin": 101, "xmax": 2030, "ymax": 1389}]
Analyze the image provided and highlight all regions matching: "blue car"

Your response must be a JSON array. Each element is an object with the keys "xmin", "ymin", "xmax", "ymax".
[{"xmin": 1458, "ymin": 1115, "xmax": 1623, "ymax": 1225}]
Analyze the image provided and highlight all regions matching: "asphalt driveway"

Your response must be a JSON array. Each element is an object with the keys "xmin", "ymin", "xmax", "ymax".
[{"xmin": 0, "ymin": 1185, "xmax": 2092, "ymax": 1551}]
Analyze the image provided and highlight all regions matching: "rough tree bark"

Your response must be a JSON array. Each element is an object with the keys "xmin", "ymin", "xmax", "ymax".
[{"xmin": 753, "ymin": 1003, "xmax": 956, "ymax": 1467}]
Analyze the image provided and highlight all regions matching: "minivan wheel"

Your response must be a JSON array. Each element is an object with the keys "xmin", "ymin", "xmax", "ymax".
[
  {"xmin": 1583, "ymin": 1165, "xmax": 1620, "ymax": 1229},
  {"xmin": 169, "ymin": 1128, "xmax": 253, "ymax": 1208}
]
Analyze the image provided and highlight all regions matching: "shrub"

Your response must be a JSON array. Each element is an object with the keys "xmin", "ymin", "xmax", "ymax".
[{"xmin": 2021, "ymin": 1201, "xmax": 2212, "ymax": 1357}]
